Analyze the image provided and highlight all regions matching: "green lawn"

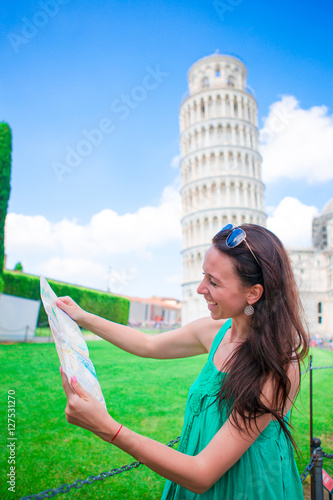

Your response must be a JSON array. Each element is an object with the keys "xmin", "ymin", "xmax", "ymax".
[
  {"xmin": 35, "ymin": 326, "xmax": 56, "ymax": 337},
  {"xmin": 0, "ymin": 343, "xmax": 332, "ymax": 500},
  {"xmin": 35, "ymin": 327, "xmax": 171, "ymax": 337}
]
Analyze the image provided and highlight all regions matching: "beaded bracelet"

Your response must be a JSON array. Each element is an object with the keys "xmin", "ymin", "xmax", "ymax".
[{"xmin": 110, "ymin": 424, "xmax": 123, "ymax": 443}]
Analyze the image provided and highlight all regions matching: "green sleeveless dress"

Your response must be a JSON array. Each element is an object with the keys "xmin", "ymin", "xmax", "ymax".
[{"xmin": 161, "ymin": 319, "xmax": 304, "ymax": 499}]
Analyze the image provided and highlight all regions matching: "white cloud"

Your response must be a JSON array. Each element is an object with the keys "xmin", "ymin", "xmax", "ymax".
[
  {"xmin": 170, "ymin": 154, "xmax": 180, "ymax": 168},
  {"xmin": 165, "ymin": 271, "xmax": 182, "ymax": 285},
  {"xmin": 5, "ymin": 214, "xmax": 55, "ymax": 251},
  {"xmin": 260, "ymin": 95, "xmax": 333, "ymax": 184},
  {"xmin": 6, "ymin": 185, "xmax": 181, "ymax": 257},
  {"xmin": 267, "ymin": 196, "xmax": 318, "ymax": 247},
  {"xmin": 107, "ymin": 267, "xmax": 138, "ymax": 294},
  {"xmin": 5, "ymin": 184, "xmax": 182, "ymax": 292},
  {"xmin": 39, "ymin": 257, "xmax": 106, "ymax": 289}
]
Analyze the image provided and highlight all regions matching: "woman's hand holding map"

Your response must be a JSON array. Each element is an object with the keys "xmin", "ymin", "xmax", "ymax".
[
  {"xmin": 59, "ymin": 367, "xmax": 119, "ymax": 444},
  {"xmin": 56, "ymin": 296, "xmax": 87, "ymax": 326}
]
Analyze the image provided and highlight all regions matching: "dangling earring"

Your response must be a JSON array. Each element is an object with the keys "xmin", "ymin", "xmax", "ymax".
[{"xmin": 244, "ymin": 304, "xmax": 254, "ymax": 316}]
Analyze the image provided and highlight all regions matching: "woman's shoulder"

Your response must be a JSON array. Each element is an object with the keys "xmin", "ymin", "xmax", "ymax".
[
  {"xmin": 262, "ymin": 356, "xmax": 301, "ymax": 417},
  {"xmin": 189, "ymin": 316, "xmax": 229, "ymax": 352},
  {"xmin": 286, "ymin": 356, "xmax": 301, "ymax": 402}
]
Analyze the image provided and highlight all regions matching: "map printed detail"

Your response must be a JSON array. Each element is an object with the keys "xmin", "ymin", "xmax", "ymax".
[{"xmin": 40, "ymin": 276, "xmax": 106, "ymax": 407}]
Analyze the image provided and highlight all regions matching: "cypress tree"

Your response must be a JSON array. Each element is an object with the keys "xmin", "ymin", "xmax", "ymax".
[{"xmin": 0, "ymin": 123, "xmax": 12, "ymax": 292}]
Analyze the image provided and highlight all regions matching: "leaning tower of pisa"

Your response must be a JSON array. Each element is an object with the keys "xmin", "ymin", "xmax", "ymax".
[{"xmin": 180, "ymin": 53, "xmax": 267, "ymax": 324}]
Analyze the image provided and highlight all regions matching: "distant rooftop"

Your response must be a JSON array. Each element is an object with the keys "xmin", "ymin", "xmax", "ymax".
[
  {"xmin": 321, "ymin": 198, "xmax": 333, "ymax": 216},
  {"xmin": 123, "ymin": 295, "xmax": 181, "ymax": 309}
]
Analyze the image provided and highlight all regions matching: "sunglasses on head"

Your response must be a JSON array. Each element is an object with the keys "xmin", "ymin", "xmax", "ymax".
[{"xmin": 217, "ymin": 224, "xmax": 261, "ymax": 267}]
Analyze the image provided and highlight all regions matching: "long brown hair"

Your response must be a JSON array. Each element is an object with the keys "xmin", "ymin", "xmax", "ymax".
[{"xmin": 212, "ymin": 224, "xmax": 309, "ymax": 446}]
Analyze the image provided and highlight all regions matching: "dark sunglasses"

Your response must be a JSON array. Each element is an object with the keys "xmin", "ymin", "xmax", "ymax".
[{"xmin": 217, "ymin": 224, "xmax": 261, "ymax": 267}]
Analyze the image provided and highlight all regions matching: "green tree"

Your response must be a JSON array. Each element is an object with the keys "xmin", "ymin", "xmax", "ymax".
[{"xmin": 0, "ymin": 123, "xmax": 12, "ymax": 292}]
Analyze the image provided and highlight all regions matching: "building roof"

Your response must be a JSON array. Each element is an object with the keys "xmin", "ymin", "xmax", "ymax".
[
  {"xmin": 123, "ymin": 295, "xmax": 181, "ymax": 310},
  {"xmin": 321, "ymin": 198, "xmax": 333, "ymax": 216},
  {"xmin": 188, "ymin": 52, "xmax": 247, "ymax": 78}
]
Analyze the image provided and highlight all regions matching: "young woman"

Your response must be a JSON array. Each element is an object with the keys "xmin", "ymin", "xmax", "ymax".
[{"xmin": 58, "ymin": 224, "xmax": 309, "ymax": 499}]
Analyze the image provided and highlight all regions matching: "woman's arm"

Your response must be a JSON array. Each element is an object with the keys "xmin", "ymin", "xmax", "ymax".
[
  {"xmin": 60, "ymin": 370, "xmax": 273, "ymax": 494},
  {"xmin": 57, "ymin": 296, "xmax": 223, "ymax": 359},
  {"xmin": 114, "ymin": 411, "xmax": 272, "ymax": 493}
]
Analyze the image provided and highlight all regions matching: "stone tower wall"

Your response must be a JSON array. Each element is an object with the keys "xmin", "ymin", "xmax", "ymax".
[{"xmin": 180, "ymin": 54, "xmax": 267, "ymax": 324}]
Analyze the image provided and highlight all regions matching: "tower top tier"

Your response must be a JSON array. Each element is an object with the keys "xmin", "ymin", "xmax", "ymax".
[{"xmin": 188, "ymin": 54, "xmax": 248, "ymax": 95}]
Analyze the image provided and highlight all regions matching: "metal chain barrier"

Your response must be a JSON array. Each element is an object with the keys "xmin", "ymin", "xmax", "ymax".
[
  {"xmin": 299, "ymin": 447, "xmax": 333, "ymax": 483},
  {"xmin": 301, "ymin": 364, "xmax": 333, "ymax": 376},
  {"xmin": 20, "ymin": 361, "xmax": 333, "ymax": 499},
  {"xmin": 20, "ymin": 437, "xmax": 180, "ymax": 500},
  {"xmin": 300, "ymin": 456, "xmax": 315, "ymax": 483},
  {"xmin": 311, "ymin": 366, "xmax": 333, "ymax": 371},
  {"xmin": 301, "ymin": 362, "xmax": 311, "ymax": 376}
]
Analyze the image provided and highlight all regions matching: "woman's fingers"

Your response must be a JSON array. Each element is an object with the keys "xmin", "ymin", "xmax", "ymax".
[
  {"xmin": 56, "ymin": 297, "xmax": 75, "ymax": 313},
  {"xmin": 60, "ymin": 367, "xmax": 90, "ymax": 402},
  {"xmin": 57, "ymin": 296, "xmax": 75, "ymax": 305},
  {"xmin": 56, "ymin": 297, "xmax": 85, "ymax": 323},
  {"xmin": 59, "ymin": 366, "xmax": 115, "ymax": 441},
  {"xmin": 60, "ymin": 366, "xmax": 74, "ymax": 396},
  {"xmin": 68, "ymin": 374, "xmax": 90, "ymax": 401}
]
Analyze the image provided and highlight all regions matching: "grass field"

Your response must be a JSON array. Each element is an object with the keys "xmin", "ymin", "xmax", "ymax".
[
  {"xmin": 0, "ymin": 342, "xmax": 332, "ymax": 500},
  {"xmin": 35, "ymin": 327, "xmax": 170, "ymax": 337}
]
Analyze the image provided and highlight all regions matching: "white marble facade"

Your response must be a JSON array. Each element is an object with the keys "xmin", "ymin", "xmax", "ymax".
[
  {"xmin": 289, "ymin": 200, "xmax": 333, "ymax": 338},
  {"xmin": 179, "ymin": 54, "xmax": 333, "ymax": 337},
  {"xmin": 180, "ymin": 54, "xmax": 267, "ymax": 324}
]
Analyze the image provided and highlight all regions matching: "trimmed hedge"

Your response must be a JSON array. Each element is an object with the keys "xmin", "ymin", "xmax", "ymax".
[
  {"xmin": 0, "ymin": 123, "xmax": 12, "ymax": 291},
  {"xmin": 3, "ymin": 270, "xmax": 130, "ymax": 326}
]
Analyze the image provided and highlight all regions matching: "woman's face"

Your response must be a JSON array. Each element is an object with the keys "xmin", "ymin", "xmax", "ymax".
[{"xmin": 197, "ymin": 246, "xmax": 250, "ymax": 321}]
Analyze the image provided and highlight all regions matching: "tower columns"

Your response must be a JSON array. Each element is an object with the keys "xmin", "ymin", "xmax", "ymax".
[{"xmin": 180, "ymin": 54, "xmax": 267, "ymax": 324}]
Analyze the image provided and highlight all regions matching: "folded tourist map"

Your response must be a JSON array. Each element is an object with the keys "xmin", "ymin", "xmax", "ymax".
[{"xmin": 40, "ymin": 276, "xmax": 106, "ymax": 407}]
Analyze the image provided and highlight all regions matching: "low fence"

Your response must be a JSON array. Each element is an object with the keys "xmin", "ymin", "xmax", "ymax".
[
  {"xmin": 301, "ymin": 437, "xmax": 333, "ymax": 500},
  {"xmin": 20, "ymin": 355, "xmax": 333, "ymax": 500},
  {"xmin": 299, "ymin": 355, "xmax": 333, "ymax": 500}
]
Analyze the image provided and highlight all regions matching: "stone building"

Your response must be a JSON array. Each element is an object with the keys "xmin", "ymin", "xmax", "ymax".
[
  {"xmin": 127, "ymin": 296, "xmax": 181, "ymax": 327},
  {"xmin": 289, "ymin": 199, "xmax": 333, "ymax": 338},
  {"xmin": 179, "ymin": 53, "xmax": 266, "ymax": 324}
]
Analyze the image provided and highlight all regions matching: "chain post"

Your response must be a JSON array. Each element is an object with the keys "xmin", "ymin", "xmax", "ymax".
[
  {"xmin": 312, "ymin": 438, "xmax": 324, "ymax": 500},
  {"xmin": 309, "ymin": 354, "xmax": 313, "ymax": 448},
  {"xmin": 300, "ymin": 456, "xmax": 315, "ymax": 483},
  {"xmin": 20, "ymin": 436, "xmax": 180, "ymax": 500},
  {"xmin": 309, "ymin": 355, "xmax": 314, "ymax": 499}
]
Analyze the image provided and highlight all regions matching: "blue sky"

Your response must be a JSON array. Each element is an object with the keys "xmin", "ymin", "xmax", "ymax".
[{"xmin": 2, "ymin": 0, "xmax": 333, "ymax": 299}]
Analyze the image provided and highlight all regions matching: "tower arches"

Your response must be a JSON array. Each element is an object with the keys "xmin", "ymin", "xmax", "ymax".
[{"xmin": 180, "ymin": 54, "xmax": 267, "ymax": 323}]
